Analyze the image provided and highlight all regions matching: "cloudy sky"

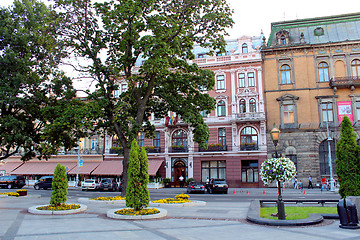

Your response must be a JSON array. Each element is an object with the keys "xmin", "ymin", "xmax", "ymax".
[{"xmin": 1, "ymin": 0, "xmax": 359, "ymax": 39}]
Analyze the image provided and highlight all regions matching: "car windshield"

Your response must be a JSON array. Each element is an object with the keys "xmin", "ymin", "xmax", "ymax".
[
  {"xmin": 85, "ymin": 180, "xmax": 95, "ymax": 183},
  {"xmin": 213, "ymin": 180, "xmax": 226, "ymax": 184}
]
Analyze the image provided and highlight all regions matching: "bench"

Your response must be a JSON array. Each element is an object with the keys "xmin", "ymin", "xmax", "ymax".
[{"xmin": 260, "ymin": 199, "xmax": 339, "ymax": 207}]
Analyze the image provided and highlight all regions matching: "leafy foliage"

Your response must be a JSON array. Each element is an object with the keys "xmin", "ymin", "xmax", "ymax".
[
  {"xmin": 126, "ymin": 140, "xmax": 150, "ymax": 211},
  {"xmin": 50, "ymin": 163, "xmax": 68, "ymax": 206},
  {"xmin": 54, "ymin": 0, "xmax": 233, "ymax": 195},
  {"xmin": 0, "ymin": 0, "xmax": 90, "ymax": 161},
  {"xmin": 335, "ymin": 116, "xmax": 360, "ymax": 197}
]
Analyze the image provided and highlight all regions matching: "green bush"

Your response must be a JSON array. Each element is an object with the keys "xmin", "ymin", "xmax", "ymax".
[
  {"xmin": 336, "ymin": 116, "xmax": 360, "ymax": 197},
  {"xmin": 50, "ymin": 164, "xmax": 68, "ymax": 207}
]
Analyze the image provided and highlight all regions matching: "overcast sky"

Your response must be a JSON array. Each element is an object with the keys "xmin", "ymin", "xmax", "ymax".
[{"xmin": 1, "ymin": 0, "xmax": 359, "ymax": 39}]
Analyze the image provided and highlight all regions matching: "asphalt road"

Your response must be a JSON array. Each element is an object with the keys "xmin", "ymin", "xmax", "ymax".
[{"xmin": 0, "ymin": 186, "xmax": 341, "ymax": 203}]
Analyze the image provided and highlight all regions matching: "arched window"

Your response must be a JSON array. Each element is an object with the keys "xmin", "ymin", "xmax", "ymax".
[
  {"xmin": 318, "ymin": 62, "xmax": 329, "ymax": 82},
  {"xmin": 352, "ymin": 59, "xmax": 360, "ymax": 77},
  {"xmin": 280, "ymin": 64, "xmax": 291, "ymax": 84},
  {"xmin": 249, "ymin": 98, "xmax": 256, "ymax": 112},
  {"xmin": 172, "ymin": 129, "xmax": 188, "ymax": 147},
  {"xmin": 319, "ymin": 140, "xmax": 336, "ymax": 175},
  {"xmin": 240, "ymin": 127, "xmax": 258, "ymax": 150},
  {"xmin": 239, "ymin": 99, "xmax": 246, "ymax": 113},
  {"xmin": 217, "ymin": 100, "xmax": 226, "ymax": 116},
  {"xmin": 242, "ymin": 43, "xmax": 248, "ymax": 53}
]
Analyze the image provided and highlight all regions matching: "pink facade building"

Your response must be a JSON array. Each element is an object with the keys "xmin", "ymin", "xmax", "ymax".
[{"xmin": 104, "ymin": 35, "xmax": 266, "ymax": 188}]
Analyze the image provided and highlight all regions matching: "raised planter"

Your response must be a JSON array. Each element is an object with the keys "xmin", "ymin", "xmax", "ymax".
[
  {"xmin": 17, "ymin": 191, "xmax": 27, "ymax": 196},
  {"xmin": 149, "ymin": 200, "xmax": 206, "ymax": 207},
  {"xmin": 78, "ymin": 197, "xmax": 126, "ymax": 205},
  {"xmin": 107, "ymin": 207, "xmax": 167, "ymax": 220},
  {"xmin": 28, "ymin": 204, "xmax": 87, "ymax": 215}
]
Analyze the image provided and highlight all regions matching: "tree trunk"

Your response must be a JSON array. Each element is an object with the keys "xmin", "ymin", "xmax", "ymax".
[{"xmin": 121, "ymin": 146, "xmax": 130, "ymax": 197}]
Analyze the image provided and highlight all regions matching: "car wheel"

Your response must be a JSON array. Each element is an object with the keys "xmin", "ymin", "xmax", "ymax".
[
  {"xmin": 34, "ymin": 185, "xmax": 40, "ymax": 190},
  {"xmin": 7, "ymin": 184, "xmax": 12, "ymax": 189},
  {"xmin": 224, "ymin": 190, "xmax": 228, "ymax": 194},
  {"xmin": 44, "ymin": 187, "xmax": 47, "ymax": 190}
]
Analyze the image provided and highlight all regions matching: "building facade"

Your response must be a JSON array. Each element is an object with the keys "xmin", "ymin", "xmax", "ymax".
[
  {"xmin": 104, "ymin": 35, "xmax": 267, "ymax": 188},
  {"xmin": 262, "ymin": 13, "xmax": 360, "ymax": 186}
]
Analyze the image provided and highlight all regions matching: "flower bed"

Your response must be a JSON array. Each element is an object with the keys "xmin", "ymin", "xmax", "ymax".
[
  {"xmin": 16, "ymin": 189, "xmax": 27, "ymax": 196},
  {"xmin": 115, "ymin": 208, "xmax": 160, "ymax": 215},
  {"xmin": 107, "ymin": 207, "xmax": 167, "ymax": 220},
  {"xmin": 152, "ymin": 194, "xmax": 190, "ymax": 204},
  {"xmin": 0, "ymin": 192, "xmax": 19, "ymax": 197},
  {"xmin": 36, "ymin": 204, "xmax": 80, "ymax": 211},
  {"xmin": 91, "ymin": 196, "xmax": 125, "ymax": 201}
]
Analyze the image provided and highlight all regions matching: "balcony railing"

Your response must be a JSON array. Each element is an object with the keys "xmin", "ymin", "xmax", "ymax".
[
  {"xmin": 145, "ymin": 147, "xmax": 161, "ymax": 153},
  {"xmin": 236, "ymin": 112, "xmax": 265, "ymax": 122},
  {"xmin": 198, "ymin": 145, "xmax": 228, "ymax": 152},
  {"xmin": 169, "ymin": 146, "xmax": 188, "ymax": 153},
  {"xmin": 240, "ymin": 144, "xmax": 259, "ymax": 151},
  {"xmin": 329, "ymin": 76, "xmax": 360, "ymax": 89},
  {"xmin": 58, "ymin": 148, "xmax": 103, "ymax": 155}
]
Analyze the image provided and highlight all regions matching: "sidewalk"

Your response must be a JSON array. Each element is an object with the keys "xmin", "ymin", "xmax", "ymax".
[{"xmin": 1, "ymin": 191, "xmax": 359, "ymax": 240}]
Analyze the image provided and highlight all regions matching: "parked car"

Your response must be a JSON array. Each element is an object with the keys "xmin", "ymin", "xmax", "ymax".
[
  {"xmin": 0, "ymin": 175, "xmax": 26, "ymax": 189},
  {"xmin": 34, "ymin": 176, "xmax": 53, "ymax": 190},
  {"xmin": 81, "ymin": 179, "xmax": 100, "ymax": 191},
  {"xmin": 187, "ymin": 181, "xmax": 206, "ymax": 194},
  {"xmin": 206, "ymin": 178, "xmax": 228, "ymax": 194},
  {"xmin": 99, "ymin": 178, "xmax": 118, "ymax": 191}
]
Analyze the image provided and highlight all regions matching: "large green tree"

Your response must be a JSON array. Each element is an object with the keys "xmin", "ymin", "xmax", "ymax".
[
  {"xmin": 336, "ymin": 116, "xmax": 360, "ymax": 197},
  {"xmin": 55, "ymin": 0, "xmax": 233, "ymax": 195},
  {"xmin": 0, "ymin": 0, "xmax": 91, "ymax": 161}
]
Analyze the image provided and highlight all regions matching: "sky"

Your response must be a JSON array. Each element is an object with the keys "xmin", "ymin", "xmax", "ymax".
[{"xmin": 1, "ymin": 0, "xmax": 359, "ymax": 93}]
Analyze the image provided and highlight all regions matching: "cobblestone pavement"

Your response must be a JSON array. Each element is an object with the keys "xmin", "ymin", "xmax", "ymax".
[{"xmin": 1, "ymin": 189, "xmax": 359, "ymax": 240}]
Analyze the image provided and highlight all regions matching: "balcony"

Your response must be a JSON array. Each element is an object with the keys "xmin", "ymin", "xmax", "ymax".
[
  {"xmin": 198, "ymin": 145, "xmax": 228, "ymax": 152},
  {"xmin": 169, "ymin": 146, "xmax": 188, "ymax": 153},
  {"xmin": 240, "ymin": 144, "xmax": 259, "ymax": 151},
  {"xmin": 145, "ymin": 147, "xmax": 161, "ymax": 153},
  {"xmin": 58, "ymin": 148, "xmax": 103, "ymax": 155},
  {"xmin": 236, "ymin": 112, "xmax": 265, "ymax": 122},
  {"xmin": 329, "ymin": 76, "xmax": 360, "ymax": 89}
]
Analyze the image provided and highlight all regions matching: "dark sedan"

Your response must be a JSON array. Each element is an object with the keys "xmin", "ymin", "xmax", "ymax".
[{"xmin": 187, "ymin": 181, "xmax": 206, "ymax": 194}]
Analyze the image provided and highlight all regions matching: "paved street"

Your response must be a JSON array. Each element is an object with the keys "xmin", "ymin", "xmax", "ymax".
[{"xmin": 1, "ymin": 187, "xmax": 359, "ymax": 240}]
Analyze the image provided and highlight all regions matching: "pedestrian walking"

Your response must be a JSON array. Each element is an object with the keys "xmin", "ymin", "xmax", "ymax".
[
  {"xmin": 321, "ymin": 177, "xmax": 329, "ymax": 191},
  {"xmin": 308, "ymin": 175, "xmax": 313, "ymax": 189},
  {"xmin": 294, "ymin": 177, "xmax": 298, "ymax": 189},
  {"xmin": 179, "ymin": 175, "xmax": 184, "ymax": 188}
]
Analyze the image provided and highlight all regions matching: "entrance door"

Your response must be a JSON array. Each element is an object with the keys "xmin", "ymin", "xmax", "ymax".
[{"xmin": 173, "ymin": 160, "xmax": 187, "ymax": 187}]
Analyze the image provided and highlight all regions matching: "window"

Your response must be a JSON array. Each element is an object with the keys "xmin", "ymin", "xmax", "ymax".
[
  {"xmin": 249, "ymin": 98, "xmax": 256, "ymax": 112},
  {"xmin": 248, "ymin": 72, "xmax": 255, "ymax": 87},
  {"xmin": 319, "ymin": 140, "xmax": 336, "ymax": 175},
  {"xmin": 242, "ymin": 43, "xmax": 248, "ymax": 53},
  {"xmin": 283, "ymin": 104, "xmax": 294, "ymax": 123},
  {"xmin": 217, "ymin": 100, "xmax": 226, "ymax": 116},
  {"xmin": 280, "ymin": 64, "xmax": 291, "ymax": 84},
  {"xmin": 201, "ymin": 161, "xmax": 226, "ymax": 182},
  {"xmin": 240, "ymin": 127, "xmax": 258, "ymax": 145},
  {"xmin": 91, "ymin": 138, "xmax": 98, "ymax": 150},
  {"xmin": 216, "ymin": 75, "xmax": 225, "ymax": 90},
  {"xmin": 218, "ymin": 128, "xmax": 226, "ymax": 146},
  {"xmin": 153, "ymin": 131, "xmax": 160, "ymax": 148},
  {"xmin": 318, "ymin": 62, "xmax": 329, "ymax": 82},
  {"xmin": 322, "ymin": 102, "xmax": 334, "ymax": 122},
  {"xmin": 198, "ymin": 53, "xmax": 206, "ymax": 58},
  {"xmin": 200, "ymin": 110, "xmax": 208, "ymax": 118},
  {"xmin": 172, "ymin": 129, "xmax": 187, "ymax": 147},
  {"xmin": 352, "ymin": 59, "xmax": 360, "ymax": 77},
  {"xmin": 238, "ymin": 73, "xmax": 245, "ymax": 88},
  {"xmin": 241, "ymin": 160, "xmax": 258, "ymax": 182},
  {"xmin": 239, "ymin": 99, "xmax": 246, "ymax": 113},
  {"xmin": 138, "ymin": 132, "xmax": 144, "ymax": 147},
  {"xmin": 280, "ymin": 35, "xmax": 286, "ymax": 45}
]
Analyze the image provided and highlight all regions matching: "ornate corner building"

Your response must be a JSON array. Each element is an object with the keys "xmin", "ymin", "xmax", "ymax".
[
  {"xmin": 262, "ymin": 13, "xmax": 360, "ymax": 186},
  {"xmin": 104, "ymin": 35, "xmax": 267, "ymax": 188}
]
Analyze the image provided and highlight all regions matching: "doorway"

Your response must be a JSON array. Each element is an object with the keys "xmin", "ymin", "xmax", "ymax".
[{"xmin": 173, "ymin": 159, "xmax": 187, "ymax": 187}]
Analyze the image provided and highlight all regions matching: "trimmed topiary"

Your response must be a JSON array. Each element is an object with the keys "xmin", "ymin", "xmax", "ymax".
[
  {"xmin": 336, "ymin": 116, "xmax": 360, "ymax": 198},
  {"xmin": 50, "ymin": 163, "xmax": 68, "ymax": 207}
]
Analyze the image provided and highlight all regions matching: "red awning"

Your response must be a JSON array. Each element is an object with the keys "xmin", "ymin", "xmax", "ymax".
[
  {"xmin": 91, "ymin": 161, "xmax": 123, "ymax": 176},
  {"xmin": 68, "ymin": 162, "xmax": 101, "ymax": 175},
  {"xmin": 0, "ymin": 162, "xmax": 24, "ymax": 174},
  {"xmin": 11, "ymin": 161, "xmax": 76, "ymax": 175},
  {"xmin": 148, "ymin": 160, "xmax": 163, "ymax": 176}
]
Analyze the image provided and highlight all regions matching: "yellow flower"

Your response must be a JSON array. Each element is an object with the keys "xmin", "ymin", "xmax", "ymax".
[
  {"xmin": 115, "ymin": 208, "xmax": 160, "ymax": 215},
  {"xmin": 91, "ymin": 196, "xmax": 126, "ymax": 201}
]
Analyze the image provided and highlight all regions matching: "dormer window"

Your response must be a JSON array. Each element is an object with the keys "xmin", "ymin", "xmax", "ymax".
[
  {"xmin": 242, "ymin": 43, "xmax": 248, "ymax": 53},
  {"xmin": 276, "ymin": 29, "xmax": 290, "ymax": 46}
]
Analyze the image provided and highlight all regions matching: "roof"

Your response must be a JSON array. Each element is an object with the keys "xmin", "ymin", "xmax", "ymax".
[{"xmin": 266, "ymin": 12, "xmax": 360, "ymax": 48}]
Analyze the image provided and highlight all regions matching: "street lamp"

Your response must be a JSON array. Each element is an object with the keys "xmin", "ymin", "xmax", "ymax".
[
  {"xmin": 270, "ymin": 126, "xmax": 286, "ymax": 220},
  {"xmin": 326, "ymin": 122, "xmax": 335, "ymax": 192}
]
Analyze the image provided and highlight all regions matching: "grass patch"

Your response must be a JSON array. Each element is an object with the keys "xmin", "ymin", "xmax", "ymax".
[{"xmin": 260, "ymin": 207, "xmax": 337, "ymax": 220}]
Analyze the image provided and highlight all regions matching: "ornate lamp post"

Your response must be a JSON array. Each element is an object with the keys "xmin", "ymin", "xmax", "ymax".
[{"xmin": 270, "ymin": 127, "xmax": 286, "ymax": 220}]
